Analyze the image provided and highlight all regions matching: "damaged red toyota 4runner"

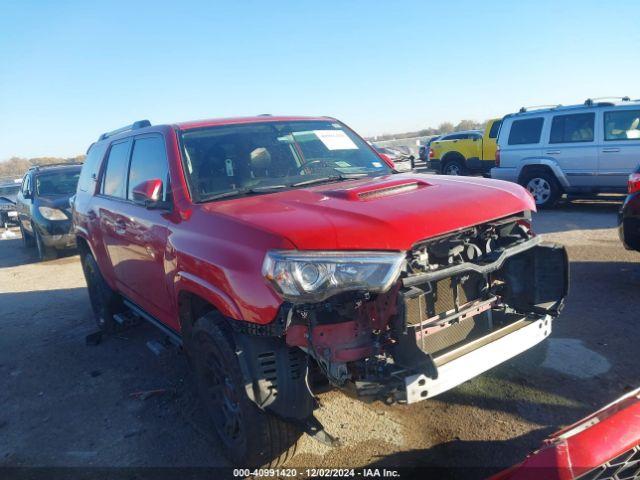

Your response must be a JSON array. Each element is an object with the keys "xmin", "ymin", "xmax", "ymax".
[{"xmin": 72, "ymin": 116, "xmax": 569, "ymax": 467}]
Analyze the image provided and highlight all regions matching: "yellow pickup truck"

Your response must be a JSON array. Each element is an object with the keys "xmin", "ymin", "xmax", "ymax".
[{"xmin": 428, "ymin": 118, "xmax": 502, "ymax": 175}]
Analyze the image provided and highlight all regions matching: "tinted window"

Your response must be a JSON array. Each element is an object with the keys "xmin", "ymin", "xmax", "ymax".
[
  {"xmin": 127, "ymin": 136, "xmax": 169, "ymax": 200},
  {"xmin": 489, "ymin": 120, "xmax": 502, "ymax": 138},
  {"xmin": 549, "ymin": 113, "xmax": 594, "ymax": 143},
  {"xmin": 102, "ymin": 141, "xmax": 130, "ymax": 198},
  {"xmin": 508, "ymin": 118, "xmax": 544, "ymax": 145},
  {"xmin": 604, "ymin": 110, "xmax": 640, "ymax": 141},
  {"xmin": 443, "ymin": 134, "xmax": 462, "ymax": 140},
  {"xmin": 78, "ymin": 142, "xmax": 108, "ymax": 192}
]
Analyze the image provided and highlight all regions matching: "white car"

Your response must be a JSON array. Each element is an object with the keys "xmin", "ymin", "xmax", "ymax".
[{"xmin": 491, "ymin": 97, "xmax": 640, "ymax": 207}]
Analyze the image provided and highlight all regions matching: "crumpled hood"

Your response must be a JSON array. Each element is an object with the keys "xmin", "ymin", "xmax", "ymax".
[{"xmin": 202, "ymin": 174, "xmax": 536, "ymax": 251}]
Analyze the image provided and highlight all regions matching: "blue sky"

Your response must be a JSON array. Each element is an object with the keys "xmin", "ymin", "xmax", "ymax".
[{"xmin": 0, "ymin": 0, "xmax": 638, "ymax": 159}]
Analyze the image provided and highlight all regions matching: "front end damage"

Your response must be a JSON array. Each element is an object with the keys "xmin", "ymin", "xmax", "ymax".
[{"xmin": 233, "ymin": 213, "xmax": 568, "ymax": 438}]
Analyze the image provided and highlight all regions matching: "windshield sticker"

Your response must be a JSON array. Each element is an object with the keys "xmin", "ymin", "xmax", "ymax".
[
  {"xmin": 225, "ymin": 159, "xmax": 234, "ymax": 177},
  {"xmin": 372, "ymin": 161, "xmax": 382, "ymax": 167},
  {"xmin": 335, "ymin": 161, "xmax": 351, "ymax": 167},
  {"xmin": 313, "ymin": 130, "xmax": 358, "ymax": 150}
]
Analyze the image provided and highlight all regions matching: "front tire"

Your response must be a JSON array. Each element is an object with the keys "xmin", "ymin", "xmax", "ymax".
[
  {"xmin": 520, "ymin": 169, "xmax": 562, "ymax": 209},
  {"xmin": 35, "ymin": 230, "xmax": 56, "ymax": 261},
  {"xmin": 81, "ymin": 253, "xmax": 122, "ymax": 333},
  {"xmin": 20, "ymin": 222, "xmax": 35, "ymax": 247},
  {"xmin": 189, "ymin": 312, "xmax": 301, "ymax": 468}
]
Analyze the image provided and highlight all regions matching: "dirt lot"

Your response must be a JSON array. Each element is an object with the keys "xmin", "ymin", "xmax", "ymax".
[{"xmin": 1, "ymin": 197, "xmax": 638, "ymax": 478}]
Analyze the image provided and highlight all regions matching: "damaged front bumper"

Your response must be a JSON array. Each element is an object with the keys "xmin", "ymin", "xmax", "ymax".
[
  {"xmin": 283, "ymin": 235, "xmax": 568, "ymax": 406},
  {"xmin": 404, "ymin": 315, "xmax": 552, "ymax": 403},
  {"xmin": 234, "ymin": 218, "xmax": 569, "ymax": 433}
]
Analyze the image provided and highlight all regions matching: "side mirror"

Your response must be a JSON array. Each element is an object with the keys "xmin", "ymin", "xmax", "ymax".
[
  {"xmin": 23, "ymin": 190, "xmax": 32, "ymax": 199},
  {"xmin": 131, "ymin": 179, "xmax": 169, "ymax": 209}
]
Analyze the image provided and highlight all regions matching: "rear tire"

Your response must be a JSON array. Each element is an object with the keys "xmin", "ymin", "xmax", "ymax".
[
  {"xmin": 35, "ymin": 230, "xmax": 56, "ymax": 261},
  {"xmin": 189, "ymin": 312, "xmax": 301, "ymax": 468},
  {"xmin": 520, "ymin": 169, "xmax": 562, "ymax": 209},
  {"xmin": 442, "ymin": 159, "xmax": 466, "ymax": 176},
  {"xmin": 81, "ymin": 253, "xmax": 122, "ymax": 333}
]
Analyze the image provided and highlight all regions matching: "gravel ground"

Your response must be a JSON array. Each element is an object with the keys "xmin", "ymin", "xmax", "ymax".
[{"xmin": 0, "ymin": 196, "xmax": 638, "ymax": 478}]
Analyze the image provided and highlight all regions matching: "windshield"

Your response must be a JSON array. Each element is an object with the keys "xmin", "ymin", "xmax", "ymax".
[
  {"xmin": 179, "ymin": 120, "xmax": 392, "ymax": 202},
  {"xmin": 35, "ymin": 171, "xmax": 80, "ymax": 196}
]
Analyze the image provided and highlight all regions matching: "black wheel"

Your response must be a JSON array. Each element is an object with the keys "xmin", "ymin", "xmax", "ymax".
[
  {"xmin": 189, "ymin": 312, "xmax": 301, "ymax": 468},
  {"xmin": 520, "ymin": 169, "xmax": 562, "ymax": 209},
  {"xmin": 442, "ymin": 159, "xmax": 466, "ymax": 176},
  {"xmin": 19, "ymin": 222, "xmax": 35, "ymax": 247},
  {"xmin": 34, "ymin": 229, "xmax": 56, "ymax": 261},
  {"xmin": 81, "ymin": 253, "xmax": 122, "ymax": 333}
]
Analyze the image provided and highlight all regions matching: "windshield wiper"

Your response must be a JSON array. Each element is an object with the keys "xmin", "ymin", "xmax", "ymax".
[
  {"xmin": 291, "ymin": 173, "xmax": 369, "ymax": 187},
  {"xmin": 200, "ymin": 185, "xmax": 289, "ymax": 202},
  {"xmin": 248, "ymin": 185, "xmax": 289, "ymax": 193}
]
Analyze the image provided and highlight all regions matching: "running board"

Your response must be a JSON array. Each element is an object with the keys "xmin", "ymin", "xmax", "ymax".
[{"xmin": 122, "ymin": 299, "xmax": 182, "ymax": 347}]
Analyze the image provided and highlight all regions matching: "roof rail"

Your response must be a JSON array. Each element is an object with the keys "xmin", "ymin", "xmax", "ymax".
[
  {"xmin": 584, "ymin": 96, "xmax": 631, "ymax": 106},
  {"xmin": 98, "ymin": 119, "xmax": 151, "ymax": 141},
  {"xmin": 28, "ymin": 162, "xmax": 84, "ymax": 172},
  {"xmin": 519, "ymin": 104, "xmax": 562, "ymax": 113}
]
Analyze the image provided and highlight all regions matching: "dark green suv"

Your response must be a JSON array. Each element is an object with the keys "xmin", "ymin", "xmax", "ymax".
[{"xmin": 16, "ymin": 163, "xmax": 81, "ymax": 260}]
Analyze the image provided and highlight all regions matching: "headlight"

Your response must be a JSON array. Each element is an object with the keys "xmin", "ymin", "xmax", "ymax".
[
  {"xmin": 262, "ymin": 250, "xmax": 405, "ymax": 302},
  {"xmin": 38, "ymin": 206, "xmax": 67, "ymax": 220}
]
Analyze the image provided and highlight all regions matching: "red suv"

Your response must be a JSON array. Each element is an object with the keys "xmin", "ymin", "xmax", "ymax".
[{"xmin": 73, "ymin": 116, "xmax": 569, "ymax": 467}]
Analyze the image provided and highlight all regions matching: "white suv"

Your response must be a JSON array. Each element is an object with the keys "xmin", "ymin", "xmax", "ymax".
[{"xmin": 491, "ymin": 97, "xmax": 640, "ymax": 208}]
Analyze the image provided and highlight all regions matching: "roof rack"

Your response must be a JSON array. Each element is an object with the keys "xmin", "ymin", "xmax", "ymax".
[
  {"xmin": 584, "ymin": 96, "xmax": 630, "ymax": 106},
  {"xmin": 98, "ymin": 119, "xmax": 151, "ymax": 141},
  {"xmin": 28, "ymin": 162, "xmax": 84, "ymax": 172},
  {"xmin": 519, "ymin": 104, "xmax": 562, "ymax": 113}
]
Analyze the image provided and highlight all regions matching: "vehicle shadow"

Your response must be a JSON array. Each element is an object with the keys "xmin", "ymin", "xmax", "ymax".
[
  {"xmin": 533, "ymin": 196, "xmax": 623, "ymax": 235},
  {"xmin": 0, "ymin": 232, "xmax": 78, "ymax": 269},
  {"xmin": 361, "ymin": 427, "xmax": 555, "ymax": 479},
  {"xmin": 0, "ymin": 287, "xmax": 226, "ymax": 469}
]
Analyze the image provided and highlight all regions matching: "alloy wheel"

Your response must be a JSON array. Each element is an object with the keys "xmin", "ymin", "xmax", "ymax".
[
  {"xmin": 526, "ymin": 177, "xmax": 552, "ymax": 205},
  {"xmin": 444, "ymin": 163, "xmax": 461, "ymax": 175},
  {"xmin": 198, "ymin": 336, "xmax": 244, "ymax": 447}
]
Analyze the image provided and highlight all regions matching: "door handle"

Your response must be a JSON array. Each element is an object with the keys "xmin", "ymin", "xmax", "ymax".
[
  {"xmin": 602, "ymin": 148, "xmax": 620, "ymax": 153},
  {"xmin": 546, "ymin": 151, "xmax": 561, "ymax": 155}
]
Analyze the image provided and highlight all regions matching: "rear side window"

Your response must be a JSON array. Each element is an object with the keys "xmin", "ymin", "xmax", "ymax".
[
  {"xmin": 488, "ymin": 120, "xmax": 502, "ymax": 138},
  {"xmin": 550, "ymin": 113, "xmax": 595, "ymax": 143},
  {"xmin": 78, "ymin": 142, "xmax": 108, "ymax": 192},
  {"xmin": 102, "ymin": 141, "xmax": 131, "ymax": 198},
  {"xmin": 127, "ymin": 136, "xmax": 169, "ymax": 201},
  {"xmin": 604, "ymin": 109, "xmax": 640, "ymax": 141},
  {"xmin": 508, "ymin": 118, "xmax": 544, "ymax": 145}
]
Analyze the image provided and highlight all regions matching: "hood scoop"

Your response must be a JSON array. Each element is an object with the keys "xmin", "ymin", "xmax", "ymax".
[{"xmin": 324, "ymin": 178, "xmax": 432, "ymax": 201}]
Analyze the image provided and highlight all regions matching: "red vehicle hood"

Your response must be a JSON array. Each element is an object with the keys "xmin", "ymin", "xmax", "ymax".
[
  {"xmin": 202, "ymin": 174, "xmax": 536, "ymax": 250},
  {"xmin": 491, "ymin": 387, "xmax": 640, "ymax": 480}
]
